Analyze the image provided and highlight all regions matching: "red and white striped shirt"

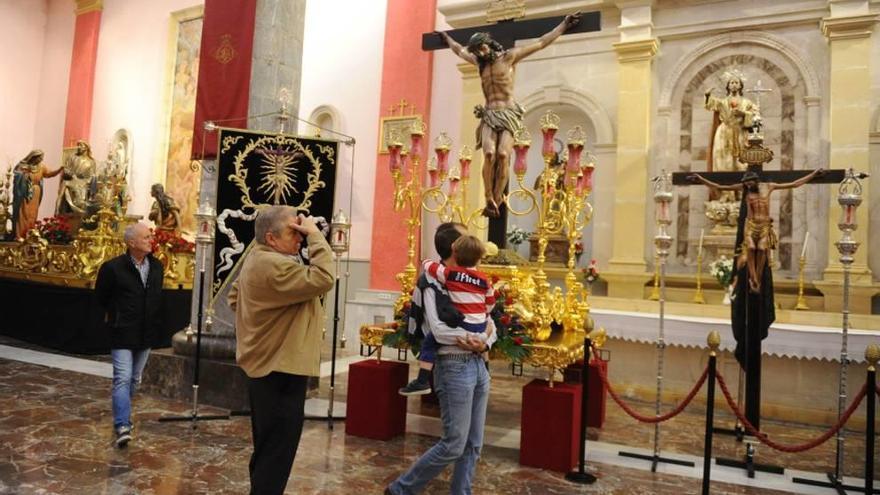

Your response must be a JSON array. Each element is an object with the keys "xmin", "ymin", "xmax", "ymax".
[{"xmin": 422, "ymin": 259, "xmax": 495, "ymax": 332}]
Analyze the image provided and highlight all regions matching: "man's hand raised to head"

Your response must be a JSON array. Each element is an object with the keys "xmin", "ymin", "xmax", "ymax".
[{"xmin": 291, "ymin": 214, "xmax": 320, "ymax": 236}]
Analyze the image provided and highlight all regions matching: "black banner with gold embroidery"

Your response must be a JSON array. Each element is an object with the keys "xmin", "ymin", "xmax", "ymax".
[{"xmin": 212, "ymin": 128, "xmax": 338, "ymax": 298}]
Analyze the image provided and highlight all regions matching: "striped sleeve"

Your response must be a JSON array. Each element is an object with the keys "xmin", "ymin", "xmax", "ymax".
[
  {"xmin": 485, "ymin": 285, "xmax": 496, "ymax": 314},
  {"xmin": 422, "ymin": 259, "xmax": 447, "ymax": 284}
]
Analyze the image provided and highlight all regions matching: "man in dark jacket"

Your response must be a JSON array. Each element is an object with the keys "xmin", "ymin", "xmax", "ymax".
[{"xmin": 95, "ymin": 222, "xmax": 164, "ymax": 447}]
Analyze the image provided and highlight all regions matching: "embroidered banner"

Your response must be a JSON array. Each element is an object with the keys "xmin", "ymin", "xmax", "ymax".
[
  {"xmin": 190, "ymin": 0, "xmax": 257, "ymax": 160},
  {"xmin": 212, "ymin": 128, "xmax": 338, "ymax": 299}
]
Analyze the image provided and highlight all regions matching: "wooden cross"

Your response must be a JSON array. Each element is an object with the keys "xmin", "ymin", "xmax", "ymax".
[
  {"xmin": 422, "ymin": 11, "xmax": 601, "ymax": 246},
  {"xmin": 672, "ymin": 151, "xmax": 845, "ymax": 431}
]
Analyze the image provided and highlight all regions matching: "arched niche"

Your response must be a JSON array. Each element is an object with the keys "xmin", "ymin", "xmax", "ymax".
[
  {"xmin": 505, "ymin": 88, "xmax": 609, "ymax": 269},
  {"xmin": 657, "ymin": 33, "xmax": 822, "ymax": 275}
]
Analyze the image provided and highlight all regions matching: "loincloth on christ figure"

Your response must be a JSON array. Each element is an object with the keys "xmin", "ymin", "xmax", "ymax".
[
  {"xmin": 473, "ymin": 103, "xmax": 525, "ymax": 150},
  {"xmin": 743, "ymin": 217, "xmax": 777, "ymax": 251}
]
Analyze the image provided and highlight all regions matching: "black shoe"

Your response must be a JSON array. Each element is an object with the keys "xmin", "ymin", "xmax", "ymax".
[
  {"xmin": 115, "ymin": 426, "xmax": 132, "ymax": 448},
  {"xmin": 398, "ymin": 379, "xmax": 431, "ymax": 396},
  {"xmin": 384, "ymin": 488, "xmax": 393, "ymax": 495}
]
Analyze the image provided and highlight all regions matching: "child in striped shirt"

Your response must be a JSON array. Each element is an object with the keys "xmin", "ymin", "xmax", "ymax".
[{"xmin": 399, "ymin": 235, "xmax": 495, "ymax": 395}]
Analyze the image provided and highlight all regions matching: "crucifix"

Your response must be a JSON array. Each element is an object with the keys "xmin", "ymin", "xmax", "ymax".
[
  {"xmin": 745, "ymin": 79, "xmax": 773, "ymax": 111},
  {"xmin": 422, "ymin": 9, "xmax": 601, "ymax": 246},
  {"xmin": 672, "ymin": 140, "xmax": 845, "ymax": 434}
]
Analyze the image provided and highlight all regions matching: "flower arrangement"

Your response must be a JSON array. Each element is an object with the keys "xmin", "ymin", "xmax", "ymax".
[
  {"xmin": 574, "ymin": 240, "xmax": 584, "ymax": 257},
  {"xmin": 709, "ymin": 256, "xmax": 734, "ymax": 287},
  {"xmin": 35, "ymin": 215, "xmax": 74, "ymax": 244},
  {"xmin": 506, "ymin": 225, "xmax": 531, "ymax": 248},
  {"xmin": 582, "ymin": 258, "xmax": 599, "ymax": 285},
  {"xmin": 489, "ymin": 282, "xmax": 532, "ymax": 362},
  {"xmin": 151, "ymin": 229, "xmax": 195, "ymax": 254}
]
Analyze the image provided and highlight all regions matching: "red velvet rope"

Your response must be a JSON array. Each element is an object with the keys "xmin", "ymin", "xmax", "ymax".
[
  {"xmin": 594, "ymin": 359, "xmax": 709, "ymax": 424},
  {"xmin": 715, "ymin": 370, "xmax": 868, "ymax": 453}
]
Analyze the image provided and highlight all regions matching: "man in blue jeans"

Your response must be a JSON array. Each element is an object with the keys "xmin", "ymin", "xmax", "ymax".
[
  {"xmin": 95, "ymin": 222, "xmax": 164, "ymax": 448},
  {"xmin": 387, "ymin": 223, "xmax": 494, "ymax": 494}
]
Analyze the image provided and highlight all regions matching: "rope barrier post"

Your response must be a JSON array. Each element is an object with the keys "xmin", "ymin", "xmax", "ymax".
[
  {"xmin": 702, "ymin": 331, "xmax": 721, "ymax": 495},
  {"xmin": 566, "ymin": 336, "xmax": 597, "ymax": 485},
  {"xmin": 865, "ymin": 344, "xmax": 878, "ymax": 495}
]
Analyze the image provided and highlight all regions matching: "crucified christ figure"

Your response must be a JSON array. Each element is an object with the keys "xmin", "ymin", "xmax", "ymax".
[
  {"xmin": 438, "ymin": 12, "xmax": 580, "ymax": 217},
  {"xmin": 688, "ymin": 168, "xmax": 823, "ymax": 293}
]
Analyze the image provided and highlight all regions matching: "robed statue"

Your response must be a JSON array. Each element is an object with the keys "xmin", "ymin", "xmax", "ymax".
[
  {"xmin": 148, "ymin": 183, "xmax": 181, "ymax": 232},
  {"xmin": 56, "ymin": 140, "xmax": 97, "ymax": 215},
  {"xmin": 704, "ymin": 71, "xmax": 761, "ymax": 202},
  {"xmin": 11, "ymin": 150, "xmax": 63, "ymax": 239}
]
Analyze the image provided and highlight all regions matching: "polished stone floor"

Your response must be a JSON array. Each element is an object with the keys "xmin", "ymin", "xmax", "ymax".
[{"xmin": 0, "ymin": 338, "xmax": 877, "ymax": 494}]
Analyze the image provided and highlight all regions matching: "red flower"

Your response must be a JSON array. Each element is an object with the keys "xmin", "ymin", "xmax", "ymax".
[
  {"xmin": 390, "ymin": 322, "xmax": 399, "ymax": 329},
  {"xmin": 403, "ymin": 301, "xmax": 411, "ymax": 311},
  {"xmin": 490, "ymin": 275, "xmax": 499, "ymax": 284},
  {"xmin": 513, "ymin": 337, "xmax": 523, "ymax": 345},
  {"xmin": 504, "ymin": 296, "xmax": 514, "ymax": 306},
  {"xmin": 499, "ymin": 314, "xmax": 512, "ymax": 326}
]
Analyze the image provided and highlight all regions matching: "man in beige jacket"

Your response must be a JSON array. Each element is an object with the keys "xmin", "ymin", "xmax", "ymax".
[{"xmin": 228, "ymin": 205, "xmax": 334, "ymax": 495}]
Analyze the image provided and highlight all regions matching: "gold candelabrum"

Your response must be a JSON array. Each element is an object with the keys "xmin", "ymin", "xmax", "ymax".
[
  {"xmin": 387, "ymin": 120, "xmax": 431, "ymax": 316},
  {"xmin": 422, "ymin": 133, "xmax": 488, "ymax": 231}
]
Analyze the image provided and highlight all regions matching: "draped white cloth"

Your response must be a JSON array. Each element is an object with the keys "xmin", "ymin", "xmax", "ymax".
[{"xmin": 592, "ymin": 308, "xmax": 879, "ymax": 363}]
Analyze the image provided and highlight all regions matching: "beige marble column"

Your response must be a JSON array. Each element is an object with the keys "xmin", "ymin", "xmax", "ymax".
[
  {"xmin": 815, "ymin": 2, "xmax": 878, "ymax": 313},
  {"xmin": 605, "ymin": 38, "xmax": 658, "ymax": 298}
]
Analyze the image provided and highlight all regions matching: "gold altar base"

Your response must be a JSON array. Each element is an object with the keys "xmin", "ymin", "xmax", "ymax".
[
  {"xmin": 0, "ymin": 239, "xmax": 194, "ymax": 289},
  {"xmin": 522, "ymin": 329, "xmax": 586, "ymax": 384}
]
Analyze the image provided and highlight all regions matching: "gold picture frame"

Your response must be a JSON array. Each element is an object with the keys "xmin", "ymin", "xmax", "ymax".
[{"xmin": 378, "ymin": 115, "xmax": 422, "ymax": 154}]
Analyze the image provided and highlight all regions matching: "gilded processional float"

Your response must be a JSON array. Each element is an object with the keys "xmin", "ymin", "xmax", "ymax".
[
  {"xmin": 360, "ymin": 111, "xmax": 605, "ymax": 384},
  {"xmin": 0, "ymin": 131, "xmax": 194, "ymax": 287}
]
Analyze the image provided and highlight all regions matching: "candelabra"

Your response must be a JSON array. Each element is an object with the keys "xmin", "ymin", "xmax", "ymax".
[
  {"xmin": 387, "ymin": 121, "xmax": 428, "ymax": 316},
  {"xmin": 831, "ymin": 168, "xmax": 867, "ymax": 485},
  {"xmin": 421, "ymin": 133, "xmax": 486, "ymax": 231},
  {"xmin": 504, "ymin": 111, "xmax": 595, "ymax": 341}
]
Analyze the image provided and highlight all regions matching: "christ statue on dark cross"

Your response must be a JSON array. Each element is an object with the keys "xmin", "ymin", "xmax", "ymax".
[
  {"xmin": 437, "ymin": 12, "xmax": 581, "ymax": 218},
  {"xmin": 689, "ymin": 167, "xmax": 824, "ymax": 293}
]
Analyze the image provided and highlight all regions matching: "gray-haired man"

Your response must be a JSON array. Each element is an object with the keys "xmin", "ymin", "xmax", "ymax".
[{"xmin": 95, "ymin": 222, "xmax": 164, "ymax": 447}]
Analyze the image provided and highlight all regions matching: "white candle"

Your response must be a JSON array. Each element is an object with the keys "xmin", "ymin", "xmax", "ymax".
[
  {"xmin": 801, "ymin": 231, "xmax": 809, "ymax": 258},
  {"xmin": 698, "ymin": 229, "xmax": 704, "ymax": 257}
]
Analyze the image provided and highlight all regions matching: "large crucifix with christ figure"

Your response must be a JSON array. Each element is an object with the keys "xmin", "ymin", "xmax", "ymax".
[
  {"xmin": 422, "ymin": 9, "xmax": 601, "ymax": 244},
  {"xmin": 673, "ymin": 133, "xmax": 845, "ymax": 432}
]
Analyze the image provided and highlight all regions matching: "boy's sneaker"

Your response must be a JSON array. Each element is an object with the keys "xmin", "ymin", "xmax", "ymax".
[
  {"xmin": 115, "ymin": 426, "xmax": 132, "ymax": 448},
  {"xmin": 399, "ymin": 379, "xmax": 431, "ymax": 396}
]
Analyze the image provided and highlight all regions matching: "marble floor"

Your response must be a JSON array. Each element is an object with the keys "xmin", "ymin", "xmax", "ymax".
[{"xmin": 0, "ymin": 338, "xmax": 877, "ymax": 495}]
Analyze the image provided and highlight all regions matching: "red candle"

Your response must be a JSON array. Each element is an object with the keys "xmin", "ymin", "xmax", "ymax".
[
  {"xmin": 388, "ymin": 144, "xmax": 402, "ymax": 173},
  {"xmin": 435, "ymin": 148, "xmax": 450, "ymax": 177},
  {"xmin": 566, "ymin": 144, "xmax": 583, "ymax": 172},
  {"xmin": 541, "ymin": 127, "xmax": 557, "ymax": 156},
  {"xmin": 513, "ymin": 143, "xmax": 529, "ymax": 176},
  {"xmin": 410, "ymin": 133, "xmax": 423, "ymax": 160},
  {"xmin": 460, "ymin": 156, "xmax": 471, "ymax": 180}
]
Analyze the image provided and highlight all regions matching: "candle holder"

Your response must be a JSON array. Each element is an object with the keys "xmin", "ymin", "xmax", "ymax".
[
  {"xmin": 420, "ymin": 133, "xmax": 487, "ymax": 230},
  {"xmin": 693, "ymin": 253, "xmax": 706, "ymax": 304},
  {"xmin": 794, "ymin": 254, "xmax": 809, "ymax": 310},
  {"xmin": 831, "ymin": 168, "xmax": 867, "ymax": 485}
]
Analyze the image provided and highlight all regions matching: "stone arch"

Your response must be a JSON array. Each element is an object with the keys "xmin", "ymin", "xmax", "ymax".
[
  {"xmin": 519, "ymin": 85, "xmax": 615, "ymax": 145},
  {"xmin": 660, "ymin": 31, "xmax": 821, "ymax": 109},
  {"xmin": 306, "ymin": 104, "xmax": 345, "ymax": 136}
]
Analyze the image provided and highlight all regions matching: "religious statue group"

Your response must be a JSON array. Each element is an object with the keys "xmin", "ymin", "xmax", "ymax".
[{"xmin": 5, "ymin": 129, "xmax": 182, "ymax": 242}]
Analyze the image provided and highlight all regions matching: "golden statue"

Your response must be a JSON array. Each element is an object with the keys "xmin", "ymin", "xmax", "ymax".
[
  {"xmin": 148, "ymin": 183, "xmax": 181, "ymax": 232},
  {"xmin": 704, "ymin": 70, "xmax": 761, "ymax": 202},
  {"xmin": 11, "ymin": 150, "xmax": 63, "ymax": 239},
  {"xmin": 56, "ymin": 140, "xmax": 97, "ymax": 215}
]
